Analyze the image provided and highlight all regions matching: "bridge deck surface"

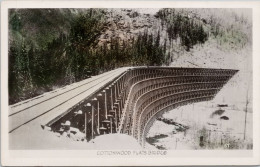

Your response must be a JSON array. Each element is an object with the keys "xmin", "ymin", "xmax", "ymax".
[{"xmin": 9, "ymin": 67, "xmax": 130, "ymax": 133}]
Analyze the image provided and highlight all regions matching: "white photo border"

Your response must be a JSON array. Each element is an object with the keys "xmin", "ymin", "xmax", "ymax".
[{"xmin": 1, "ymin": 0, "xmax": 260, "ymax": 166}]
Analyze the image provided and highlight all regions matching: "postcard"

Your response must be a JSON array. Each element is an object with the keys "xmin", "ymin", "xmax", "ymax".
[{"xmin": 1, "ymin": 0, "xmax": 260, "ymax": 166}]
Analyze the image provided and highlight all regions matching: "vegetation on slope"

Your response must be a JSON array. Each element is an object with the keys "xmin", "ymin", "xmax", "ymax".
[
  {"xmin": 156, "ymin": 9, "xmax": 208, "ymax": 51},
  {"xmin": 156, "ymin": 8, "xmax": 251, "ymax": 52},
  {"xmin": 8, "ymin": 9, "xmax": 167, "ymax": 104},
  {"xmin": 9, "ymin": 9, "xmax": 105, "ymax": 104}
]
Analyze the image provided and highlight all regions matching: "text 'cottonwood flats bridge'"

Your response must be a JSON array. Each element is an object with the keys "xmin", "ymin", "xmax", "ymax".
[{"xmin": 9, "ymin": 67, "xmax": 238, "ymax": 148}]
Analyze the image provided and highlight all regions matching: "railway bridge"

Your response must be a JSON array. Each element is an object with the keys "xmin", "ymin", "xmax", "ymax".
[{"xmin": 9, "ymin": 67, "xmax": 238, "ymax": 148}]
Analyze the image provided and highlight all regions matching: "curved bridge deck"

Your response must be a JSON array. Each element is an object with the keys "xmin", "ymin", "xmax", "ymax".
[{"xmin": 9, "ymin": 67, "xmax": 238, "ymax": 149}]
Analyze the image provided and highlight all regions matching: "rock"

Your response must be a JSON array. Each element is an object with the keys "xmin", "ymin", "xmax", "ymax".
[{"xmin": 220, "ymin": 116, "xmax": 229, "ymax": 120}]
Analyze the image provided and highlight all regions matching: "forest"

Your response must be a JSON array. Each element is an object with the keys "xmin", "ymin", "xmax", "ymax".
[
  {"xmin": 156, "ymin": 9, "xmax": 208, "ymax": 51},
  {"xmin": 9, "ymin": 9, "xmax": 210, "ymax": 104}
]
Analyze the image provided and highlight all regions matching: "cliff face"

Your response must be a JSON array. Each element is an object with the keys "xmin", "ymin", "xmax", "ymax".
[{"xmin": 96, "ymin": 9, "xmax": 163, "ymax": 47}]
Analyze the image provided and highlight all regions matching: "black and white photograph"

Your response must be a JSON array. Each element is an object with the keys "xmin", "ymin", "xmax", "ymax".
[{"xmin": 1, "ymin": 0, "xmax": 260, "ymax": 166}]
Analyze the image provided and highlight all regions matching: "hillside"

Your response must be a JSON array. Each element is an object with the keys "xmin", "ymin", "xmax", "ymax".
[{"xmin": 8, "ymin": 8, "xmax": 252, "ymax": 106}]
